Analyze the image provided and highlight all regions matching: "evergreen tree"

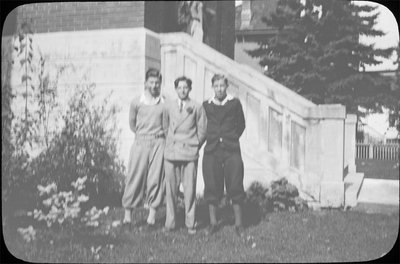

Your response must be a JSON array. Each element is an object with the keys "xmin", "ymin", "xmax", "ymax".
[
  {"xmin": 388, "ymin": 42, "xmax": 400, "ymax": 132},
  {"xmin": 247, "ymin": 0, "xmax": 398, "ymax": 115}
]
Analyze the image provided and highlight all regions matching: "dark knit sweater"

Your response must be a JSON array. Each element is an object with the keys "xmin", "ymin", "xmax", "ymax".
[{"xmin": 202, "ymin": 98, "xmax": 246, "ymax": 153}]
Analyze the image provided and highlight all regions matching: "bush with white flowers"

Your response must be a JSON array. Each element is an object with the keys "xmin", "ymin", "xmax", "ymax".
[
  {"xmin": 17, "ymin": 226, "xmax": 36, "ymax": 242},
  {"xmin": 22, "ymin": 176, "xmax": 110, "ymax": 242}
]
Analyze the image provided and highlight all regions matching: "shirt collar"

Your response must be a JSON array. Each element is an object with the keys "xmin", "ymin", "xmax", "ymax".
[
  {"xmin": 178, "ymin": 97, "xmax": 190, "ymax": 107},
  {"xmin": 208, "ymin": 94, "xmax": 234, "ymax": 106},
  {"xmin": 140, "ymin": 93, "xmax": 164, "ymax": 105}
]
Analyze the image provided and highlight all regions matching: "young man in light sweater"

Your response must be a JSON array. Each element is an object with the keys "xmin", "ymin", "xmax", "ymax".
[
  {"xmin": 122, "ymin": 68, "xmax": 167, "ymax": 230},
  {"xmin": 202, "ymin": 74, "xmax": 246, "ymax": 237},
  {"xmin": 163, "ymin": 76, "xmax": 207, "ymax": 235}
]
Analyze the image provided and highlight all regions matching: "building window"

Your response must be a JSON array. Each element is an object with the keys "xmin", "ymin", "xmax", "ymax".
[
  {"xmin": 291, "ymin": 121, "xmax": 306, "ymax": 171},
  {"xmin": 268, "ymin": 107, "xmax": 282, "ymax": 157}
]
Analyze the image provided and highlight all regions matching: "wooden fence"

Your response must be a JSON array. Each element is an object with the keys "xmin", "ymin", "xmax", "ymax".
[{"xmin": 356, "ymin": 142, "xmax": 399, "ymax": 160}]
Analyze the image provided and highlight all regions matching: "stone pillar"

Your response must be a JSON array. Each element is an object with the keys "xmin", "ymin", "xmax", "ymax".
[
  {"xmin": 308, "ymin": 104, "xmax": 346, "ymax": 207},
  {"xmin": 344, "ymin": 114, "xmax": 357, "ymax": 174}
]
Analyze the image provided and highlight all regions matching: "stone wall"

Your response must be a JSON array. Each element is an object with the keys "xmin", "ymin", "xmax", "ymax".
[{"xmin": 5, "ymin": 28, "xmax": 160, "ymax": 167}]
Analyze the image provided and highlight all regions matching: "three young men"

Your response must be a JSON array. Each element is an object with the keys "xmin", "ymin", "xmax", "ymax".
[{"xmin": 123, "ymin": 69, "xmax": 246, "ymax": 236}]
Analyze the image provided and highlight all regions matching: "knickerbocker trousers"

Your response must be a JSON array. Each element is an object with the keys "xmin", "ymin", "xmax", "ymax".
[{"xmin": 122, "ymin": 136, "xmax": 165, "ymax": 209}]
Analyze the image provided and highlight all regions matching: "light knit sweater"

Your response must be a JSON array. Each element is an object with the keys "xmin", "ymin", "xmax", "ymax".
[{"xmin": 129, "ymin": 96, "xmax": 165, "ymax": 136}]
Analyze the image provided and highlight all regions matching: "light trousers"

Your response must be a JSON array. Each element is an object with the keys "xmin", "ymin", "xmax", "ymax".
[
  {"xmin": 164, "ymin": 159, "xmax": 198, "ymax": 229},
  {"xmin": 122, "ymin": 137, "xmax": 165, "ymax": 209}
]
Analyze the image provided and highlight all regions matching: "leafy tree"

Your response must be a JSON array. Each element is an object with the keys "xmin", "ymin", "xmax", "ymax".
[{"xmin": 247, "ymin": 0, "xmax": 398, "ymax": 116}]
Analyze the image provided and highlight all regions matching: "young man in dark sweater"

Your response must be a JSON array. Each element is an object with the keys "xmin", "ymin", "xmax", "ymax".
[{"xmin": 202, "ymin": 74, "xmax": 246, "ymax": 236}]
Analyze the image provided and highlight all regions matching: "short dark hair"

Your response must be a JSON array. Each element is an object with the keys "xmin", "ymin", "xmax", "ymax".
[
  {"xmin": 174, "ymin": 76, "xmax": 192, "ymax": 89},
  {"xmin": 211, "ymin": 74, "xmax": 228, "ymax": 86},
  {"xmin": 146, "ymin": 68, "xmax": 162, "ymax": 81}
]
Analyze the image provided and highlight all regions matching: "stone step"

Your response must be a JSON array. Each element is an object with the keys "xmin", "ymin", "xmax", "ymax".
[{"xmin": 344, "ymin": 172, "xmax": 365, "ymax": 207}]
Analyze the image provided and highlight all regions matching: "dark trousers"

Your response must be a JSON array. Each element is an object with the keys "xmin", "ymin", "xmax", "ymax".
[{"xmin": 202, "ymin": 147, "xmax": 245, "ymax": 205}]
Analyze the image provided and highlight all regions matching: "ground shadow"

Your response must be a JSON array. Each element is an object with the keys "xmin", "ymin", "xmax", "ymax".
[{"xmin": 195, "ymin": 197, "xmax": 263, "ymax": 229}]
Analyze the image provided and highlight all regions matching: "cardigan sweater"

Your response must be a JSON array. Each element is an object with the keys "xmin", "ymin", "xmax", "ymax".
[{"xmin": 202, "ymin": 97, "xmax": 245, "ymax": 153}]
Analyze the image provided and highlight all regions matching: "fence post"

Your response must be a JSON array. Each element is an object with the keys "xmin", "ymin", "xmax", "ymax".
[{"xmin": 368, "ymin": 144, "xmax": 373, "ymax": 159}]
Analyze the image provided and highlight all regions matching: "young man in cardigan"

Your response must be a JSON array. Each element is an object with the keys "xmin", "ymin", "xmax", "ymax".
[
  {"xmin": 163, "ymin": 76, "xmax": 207, "ymax": 235},
  {"xmin": 122, "ymin": 68, "xmax": 167, "ymax": 230},
  {"xmin": 202, "ymin": 74, "xmax": 246, "ymax": 237}
]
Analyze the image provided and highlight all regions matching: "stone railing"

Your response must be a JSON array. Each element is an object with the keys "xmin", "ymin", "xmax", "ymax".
[{"xmin": 159, "ymin": 32, "xmax": 356, "ymax": 207}]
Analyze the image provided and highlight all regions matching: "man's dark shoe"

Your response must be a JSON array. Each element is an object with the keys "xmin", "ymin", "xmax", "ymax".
[
  {"xmin": 121, "ymin": 220, "xmax": 132, "ymax": 232},
  {"xmin": 206, "ymin": 224, "xmax": 219, "ymax": 236},
  {"xmin": 234, "ymin": 225, "xmax": 245, "ymax": 237},
  {"xmin": 134, "ymin": 219, "xmax": 147, "ymax": 228}
]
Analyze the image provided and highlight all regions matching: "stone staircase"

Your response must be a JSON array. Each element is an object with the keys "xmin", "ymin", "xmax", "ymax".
[{"xmin": 160, "ymin": 32, "xmax": 357, "ymax": 207}]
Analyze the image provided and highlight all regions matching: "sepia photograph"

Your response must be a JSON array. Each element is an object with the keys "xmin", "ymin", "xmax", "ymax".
[{"xmin": 1, "ymin": 0, "xmax": 399, "ymax": 263}]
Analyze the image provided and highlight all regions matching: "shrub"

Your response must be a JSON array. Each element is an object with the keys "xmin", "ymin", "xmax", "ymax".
[
  {"xmin": 246, "ymin": 181, "xmax": 273, "ymax": 216},
  {"xmin": 2, "ymin": 31, "xmax": 32, "ymax": 214},
  {"xmin": 16, "ymin": 178, "xmax": 121, "ymax": 248},
  {"xmin": 28, "ymin": 177, "xmax": 109, "ymax": 231},
  {"xmin": 2, "ymin": 24, "xmax": 60, "ymax": 215},
  {"xmin": 267, "ymin": 178, "xmax": 308, "ymax": 212},
  {"xmin": 246, "ymin": 178, "xmax": 308, "ymax": 215},
  {"xmin": 2, "ymin": 23, "xmax": 124, "ymax": 225},
  {"xmin": 29, "ymin": 84, "xmax": 125, "ymax": 208}
]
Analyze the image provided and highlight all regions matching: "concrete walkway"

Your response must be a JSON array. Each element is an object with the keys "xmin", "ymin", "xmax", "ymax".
[
  {"xmin": 357, "ymin": 179, "xmax": 399, "ymax": 205},
  {"xmin": 353, "ymin": 179, "xmax": 399, "ymax": 214}
]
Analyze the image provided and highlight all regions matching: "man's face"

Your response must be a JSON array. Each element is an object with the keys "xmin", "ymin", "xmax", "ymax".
[
  {"xmin": 175, "ymin": 80, "xmax": 191, "ymax": 101},
  {"xmin": 212, "ymin": 79, "xmax": 228, "ymax": 101},
  {"xmin": 145, "ymin": 76, "xmax": 161, "ymax": 97}
]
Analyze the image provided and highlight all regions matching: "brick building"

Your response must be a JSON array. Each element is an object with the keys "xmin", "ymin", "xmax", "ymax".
[
  {"xmin": 5, "ymin": 1, "xmax": 235, "ymax": 58},
  {"xmin": 1, "ymin": 1, "xmax": 236, "ymax": 169}
]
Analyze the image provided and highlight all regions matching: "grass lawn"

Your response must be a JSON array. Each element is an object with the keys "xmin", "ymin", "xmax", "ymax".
[
  {"xmin": 3, "ymin": 204, "xmax": 399, "ymax": 263},
  {"xmin": 356, "ymin": 159, "xmax": 399, "ymax": 180}
]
